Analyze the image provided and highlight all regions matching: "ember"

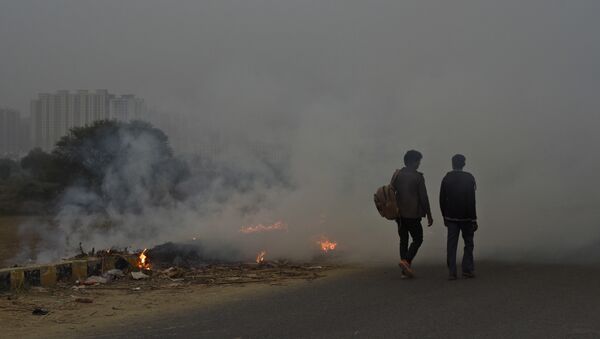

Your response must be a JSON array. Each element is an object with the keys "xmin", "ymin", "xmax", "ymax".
[
  {"xmin": 240, "ymin": 221, "xmax": 287, "ymax": 234},
  {"xmin": 256, "ymin": 250, "xmax": 267, "ymax": 263},
  {"xmin": 317, "ymin": 237, "xmax": 338, "ymax": 253},
  {"xmin": 137, "ymin": 248, "xmax": 151, "ymax": 270}
]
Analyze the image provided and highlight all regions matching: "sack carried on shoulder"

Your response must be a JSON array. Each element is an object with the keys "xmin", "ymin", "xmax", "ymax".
[{"xmin": 374, "ymin": 184, "xmax": 399, "ymax": 220}]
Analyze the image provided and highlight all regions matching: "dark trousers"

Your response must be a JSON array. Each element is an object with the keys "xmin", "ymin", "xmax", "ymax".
[
  {"xmin": 396, "ymin": 218, "xmax": 423, "ymax": 263},
  {"xmin": 446, "ymin": 221, "xmax": 475, "ymax": 275}
]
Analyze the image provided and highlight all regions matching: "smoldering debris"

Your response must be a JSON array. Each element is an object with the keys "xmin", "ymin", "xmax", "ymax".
[
  {"xmin": 83, "ymin": 248, "xmax": 331, "ymax": 291},
  {"xmin": 147, "ymin": 242, "xmax": 241, "ymax": 268},
  {"xmin": 72, "ymin": 262, "xmax": 331, "ymax": 289}
]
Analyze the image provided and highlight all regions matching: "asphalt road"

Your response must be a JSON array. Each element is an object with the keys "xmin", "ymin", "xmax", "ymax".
[{"xmin": 89, "ymin": 262, "xmax": 600, "ymax": 339}]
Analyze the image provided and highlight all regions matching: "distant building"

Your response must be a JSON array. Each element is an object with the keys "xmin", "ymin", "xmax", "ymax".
[
  {"xmin": 109, "ymin": 95, "xmax": 145, "ymax": 121},
  {"xmin": 18, "ymin": 116, "xmax": 30, "ymax": 153},
  {"xmin": 0, "ymin": 108, "xmax": 21, "ymax": 156},
  {"xmin": 30, "ymin": 90, "xmax": 146, "ymax": 150}
]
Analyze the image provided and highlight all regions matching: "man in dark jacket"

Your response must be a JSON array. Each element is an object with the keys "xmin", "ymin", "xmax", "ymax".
[
  {"xmin": 439, "ymin": 154, "xmax": 478, "ymax": 280},
  {"xmin": 391, "ymin": 150, "xmax": 433, "ymax": 278}
]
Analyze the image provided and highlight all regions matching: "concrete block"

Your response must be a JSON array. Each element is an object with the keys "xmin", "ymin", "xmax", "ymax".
[
  {"xmin": 40, "ymin": 265, "xmax": 57, "ymax": 287},
  {"xmin": 10, "ymin": 269, "xmax": 24, "ymax": 290},
  {"xmin": 1, "ymin": 254, "xmax": 140, "ymax": 290},
  {"xmin": 71, "ymin": 260, "xmax": 88, "ymax": 281}
]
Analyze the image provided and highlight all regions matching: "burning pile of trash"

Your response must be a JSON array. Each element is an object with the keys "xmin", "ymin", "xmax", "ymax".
[
  {"xmin": 0, "ymin": 221, "xmax": 340, "ymax": 325},
  {"xmin": 44, "ymin": 218, "xmax": 342, "ymax": 293},
  {"xmin": 67, "ymin": 240, "xmax": 334, "ymax": 292}
]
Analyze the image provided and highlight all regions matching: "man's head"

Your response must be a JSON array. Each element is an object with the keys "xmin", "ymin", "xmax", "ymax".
[
  {"xmin": 452, "ymin": 154, "xmax": 466, "ymax": 170},
  {"xmin": 404, "ymin": 150, "xmax": 423, "ymax": 169}
]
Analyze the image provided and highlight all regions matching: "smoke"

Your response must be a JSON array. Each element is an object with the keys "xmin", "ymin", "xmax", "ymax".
[{"xmin": 5, "ymin": 0, "xmax": 600, "ymax": 264}]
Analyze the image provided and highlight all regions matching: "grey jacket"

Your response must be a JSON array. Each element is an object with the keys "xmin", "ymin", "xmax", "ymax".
[{"xmin": 390, "ymin": 167, "xmax": 432, "ymax": 219}]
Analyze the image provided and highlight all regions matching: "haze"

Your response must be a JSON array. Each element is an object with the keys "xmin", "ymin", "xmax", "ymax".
[{"xmin": 2, "ymin": 0, "xmax": 600, "ymax": 262}]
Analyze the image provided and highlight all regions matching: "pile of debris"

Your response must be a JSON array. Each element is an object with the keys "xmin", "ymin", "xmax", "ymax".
[
  {"xmin": 158, "ymin": 261, "xmax": 328, "ymax": 285},
  {"xmin": 0, "ymin": 242, "xmax": 334, "ymax": 323},
  {"xmin": 76, "ymin": 260, "xmax": 329, "ymax": 291},
  {"xmin": 67, "ymin": 242, "xmax": 331, "ymax": 291}
]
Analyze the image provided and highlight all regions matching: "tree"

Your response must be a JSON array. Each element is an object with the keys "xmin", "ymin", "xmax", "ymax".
[
  {"xmin": 52, "ymin": 120, "xmax": 186, "ymax": 212},
  {"xmin": 20, "ymin": 148, "xmax": 61, "ymax": 182},
  {"xmin": 0, "ymin": 158, "xmax": 15, "ymax": 180},
  {"xmin": 53, "ymin": 120, "xmax": 173, "ymax": 186}
]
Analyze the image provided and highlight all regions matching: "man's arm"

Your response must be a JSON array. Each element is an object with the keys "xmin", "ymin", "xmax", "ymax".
[
  {"xmin": 469, "ymin": 176, "xmax": 477, "ymax": 221},
  {"xmin": 390, "ymin": 169, "xmax": 399, "ymax": 186},
  {"xmin": 469, "ymin": 175, "xmax": 478, "ymax": 231},
  {"xmin": 419, "ymin": 174, "xmax": 433, "ymax": 226}
]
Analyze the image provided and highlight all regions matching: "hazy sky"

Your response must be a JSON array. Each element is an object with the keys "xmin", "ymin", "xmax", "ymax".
[
  {"xmin": 3, "ymin": 0, "xmax": 600, "ymax": 261},
  {"xmin": 2, "ymin": 0, "xmax": 599, "ymax": 114}
]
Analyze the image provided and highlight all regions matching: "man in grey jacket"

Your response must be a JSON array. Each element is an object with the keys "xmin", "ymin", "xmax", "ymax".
[
  {"xmin": 390, "ymin": 150, "xmax": 433, "ymax": 278},
  {"xmin": 440, "ymin": 154, "xmax": 478, "ymax": 280}
]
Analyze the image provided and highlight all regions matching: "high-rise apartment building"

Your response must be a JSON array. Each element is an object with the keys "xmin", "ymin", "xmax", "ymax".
[
  {"xmin": 0, "ymin": 108, "xmax": 21, "ymax": 156},
  {"xmin": 30, "ymin": 90, "xmax": 145, "ymax": 150},
  {"xmin": 109, "ymin": 95, "xmax": 145, "ymax": 121},
  {"xmin": 18, "ymin": 116, "xmax": 30, "ymax": 153}
]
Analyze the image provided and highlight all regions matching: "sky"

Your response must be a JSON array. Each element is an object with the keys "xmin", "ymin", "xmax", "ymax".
[{"xmin": 2, "ymin": 0, "xmax": 600, "ymax": 262}]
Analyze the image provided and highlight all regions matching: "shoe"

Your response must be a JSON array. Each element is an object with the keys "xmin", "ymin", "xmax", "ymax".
[
  {"xmin": 462, "ymin": 272, "xmax": 475, "ymax": 279},
  {"xmin": 400, "ymin": 272, "xmax": 408, "ymax": 279},
  {"xmin": 448, "ymin": 274, "xmax": 457, "ymax": 281},
  {"xmin": 398, "ymin": 260, "xmax": 414, "ymax": 277}
]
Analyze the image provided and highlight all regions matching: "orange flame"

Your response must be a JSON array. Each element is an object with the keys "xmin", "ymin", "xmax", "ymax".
[
  {"xmin": 137, "ymin": 248, "xmax": 151, "ymax": 270},
  {"xmin": 256, "ymin": 250, "xmax": 267, "ymax": 263},
  {"xmin": 317, "ymin": 237, "xmax": 338, "ymax": 253},
  {"xmin": 241, "ymin": 221, "xmax": 287, "ymax": 234}
]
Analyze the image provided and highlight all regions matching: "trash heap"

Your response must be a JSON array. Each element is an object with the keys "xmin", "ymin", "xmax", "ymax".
[
  {"xmin": 65, "ymin": 242, "xmax": 331, "ymax": 292},
  {"xmin": 77, "ymin": 260, "xmax": 329, "ymax": 291}
]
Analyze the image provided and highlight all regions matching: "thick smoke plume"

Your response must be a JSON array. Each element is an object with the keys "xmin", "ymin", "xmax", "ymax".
[{"xmin": 4, "ymin": 1, "xmax": 600, "ymax": 264}]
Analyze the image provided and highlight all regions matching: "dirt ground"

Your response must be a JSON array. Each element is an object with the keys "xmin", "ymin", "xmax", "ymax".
[{"xmin": 0, "ymin": 265, "xmax": 341, "ymax": 339}]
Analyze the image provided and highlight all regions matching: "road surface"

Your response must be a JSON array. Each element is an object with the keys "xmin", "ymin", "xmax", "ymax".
[{"xmin": 88, "ymin": 262, "xmax": 600, "ymax": 338}]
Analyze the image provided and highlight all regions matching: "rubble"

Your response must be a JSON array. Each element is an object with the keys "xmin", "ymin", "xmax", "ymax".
[
  {"xmin": 32, "ymin": 307, "xmax": 48, "ymax": 316},
  {"xmin": 107, "ymin": 260, "xmax": 332, "ymax": 287},
  {"xmin": 72, "ymin": 258, "xmax": 332, "ymax": 290},
  {"xmin": 131, "ymin": 271, "xmax": 150, "ymax": 280},
  {"xmin": 1, "ymin": 240, "xmax": 334, "ymax": 297},
  {"xmin": 162, "ymin": 267, "xmax": 185, "ymax": 279},
  {"xmin": 84, "ymin": 276, "xmax": 108, "ymax": 285},
  {"xmin": 105, "ymin": 269, "xmax": 124, "ymax": 278}
]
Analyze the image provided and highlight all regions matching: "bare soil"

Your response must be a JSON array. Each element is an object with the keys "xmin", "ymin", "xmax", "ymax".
[{"xmin": 0, "ymin": 263, "xmax": 338, "ymax": 339}]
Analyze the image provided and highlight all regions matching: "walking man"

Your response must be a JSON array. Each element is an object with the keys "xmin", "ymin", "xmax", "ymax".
[
  {"xmin": 390, "ymin": 150, "xmax": 433, "ymax": 278},
  {"xmin": 439, "ymin": 154, "xmax": 478, "ymax": 280}
]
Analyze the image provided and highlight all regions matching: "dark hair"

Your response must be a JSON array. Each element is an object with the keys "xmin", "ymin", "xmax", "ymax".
[
  {"xmin": 452, "ymin": 154, "xmax": 466, "ymax": 169},
  {"xmin": 404, "ymin": 150, "xmax": 423, "ymax": 166}
]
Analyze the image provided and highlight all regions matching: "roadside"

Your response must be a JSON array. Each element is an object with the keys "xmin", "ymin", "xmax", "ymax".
[{"xmin": 0, "ymin": 263, "xmax": 343, "ymax": 339}]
